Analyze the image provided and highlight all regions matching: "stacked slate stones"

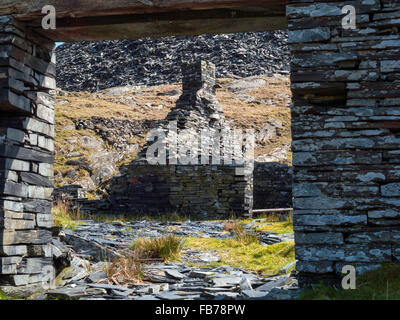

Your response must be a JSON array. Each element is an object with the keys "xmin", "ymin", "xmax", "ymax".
[
  {"xmin": 106, "ymin": 61, "xmax": 253, "ymax": 217},
  {"xmin": 253, "ymin": 162, "xmax": 292, "ymax": 209},
  {"xmin": 287, "ymin": 0, "xmax": 400, "ymax": 282},
  {"xmin": 0, "ymin": 17, "xmax": 55, "ymax": 288}
]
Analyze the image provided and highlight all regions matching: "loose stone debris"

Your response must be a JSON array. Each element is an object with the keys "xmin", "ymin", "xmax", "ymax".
[
  {"xmin": 41, "ymin": 219, "xmax": 298, "ymax": 300},
  {"xmin": 56, "ymin": 31, "xmax": 290, "ymax": 92}
]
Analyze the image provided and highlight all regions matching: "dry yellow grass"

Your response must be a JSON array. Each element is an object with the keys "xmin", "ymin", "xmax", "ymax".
[
  {"xmin": 105, "ymin": 255, "xmax": 146, "ymax": 285},
  {"xmin": 55, "ymin": 77, "xmax": 291, "ymax": 124},
  {"xmin": 55, "ymin": 76, "xmax": 292, "ymax": 165},
  {"xmin": 217, "ymin": 76, "xmax": 291, "ymax": 160},
  {"xmin": 55, "ymin": 89, "xmax": 173, "ymax": 122},
  {"xmin": 130, "ymin": 234, "xmax": 184, "ymax": 262}
]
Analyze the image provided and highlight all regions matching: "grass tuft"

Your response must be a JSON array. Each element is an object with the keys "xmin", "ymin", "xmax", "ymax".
[
  {"xmin": 105, "ymin": 255, "xmax": 146, "ymax": 285},
  {"xmin": 130, "ymin": 234, "xmax": 184, "ymax": 262},
  {"xmin": 223, "ymin": 220, "xmax": 240, "ymax": 232},
  {"xmin": 105, "ymin": 234, "xmax": 183, "ymax": 285},
  {"xmin": 227, "ymin": 221, "xmax": 259, "ymax": 245},
  {"xmin": 52, "ymin": 199, "xmax": 82, "ymax": 229}
]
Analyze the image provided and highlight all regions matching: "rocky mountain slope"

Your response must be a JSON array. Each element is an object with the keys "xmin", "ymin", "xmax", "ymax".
[
  {"xmin": 56, "ymin": 31, "xmax": 290, "ymax": 92},
  {"xmin": 54, "ymin": 75, "xmax": 292, "ymax": 197}
]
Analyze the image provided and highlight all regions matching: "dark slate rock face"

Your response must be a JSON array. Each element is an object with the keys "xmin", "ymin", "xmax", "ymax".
[
  {"xmin": 253, "ymin": 162, "xmax": 293, "ymax": 209},
  {"xmin": 56, "ymin": 31, "xmax": 290, "ymax": 92}
]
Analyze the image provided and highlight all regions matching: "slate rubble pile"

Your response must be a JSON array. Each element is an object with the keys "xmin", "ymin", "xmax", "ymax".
[
  {"xmin": 56, "ymin": 31, "xmax": 290, "ymax": 92},
  {"xmin": 48, "ymin": 265, "xmax": 299, "ymax": 300},
  {"xmin": 74, "ymin": 117, "xmax": 157, "ymax": 151},
  {"xmin": 63, "ymin": 219, "xmax": 294, "ymax": 249},
  {"xmin": 44, "ymin": 218, "xmax": 297, "ymax": 300}
]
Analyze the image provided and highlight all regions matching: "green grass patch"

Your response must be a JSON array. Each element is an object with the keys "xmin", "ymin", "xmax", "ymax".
[
  {"xmin": 299, "ymin": 264, "xmax": 400, "ymax": 300},
  {"xmin": 223, "ymin": 220, "xmax": 259, "ymax": 245},
  {"xmin": 224, "ymin": 218, "xmax": 293, "ymax": 235},
  {"xmin": 255, "ymin": 221, "xmax": 293, "ymax": 234},
  {"xmin": 0, "ymin": 290, "xmax": 9, "ymax": 300},
  {"xmin": 184, "ymin": 237, "xmax": 295, "ymax": 276},
  {"xmin": 52, "ymin": 200, "xmax": 82, "ymax": 230},
  {"xmin": 236, "ymin": 212, "xmax": 294, "ymax": 235}
]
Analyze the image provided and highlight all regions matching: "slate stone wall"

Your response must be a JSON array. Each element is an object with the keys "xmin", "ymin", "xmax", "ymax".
[
  {"xmin": 0, "ymin": 16, "xmax": 55, "ymax": 287},
  {"xmin": 105, "ymin": 61, "xmax": 254, "ymax": 218},
  {"xmin": 253, "ymin": 162, "xmax": 292, "ymax": 209},
  {"xmin": 287, "ymin": 0, "xmax": 400, "ymax": 279},
  {"xmin": 107, "ymin": 163, "xmax": 253, "ymax": 217}
]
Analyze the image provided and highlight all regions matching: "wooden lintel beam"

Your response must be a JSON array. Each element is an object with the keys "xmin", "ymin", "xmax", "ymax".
[
  {"xmin": 1, "ymin": 0, "xmax": 288, "ymax": 19},
  {"xmin": 27, "ymin": 7, "xmax": 287, "ymax": 41},
  {"xmin": 36, "ymin": 16, "xmax": 287, "ymax": 42}
]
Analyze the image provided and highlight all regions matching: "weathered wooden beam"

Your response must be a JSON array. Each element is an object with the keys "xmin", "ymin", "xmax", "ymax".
[
  {"xmin": 29, "ymin": 7, "xmax": 287, "ymax": 41},
  {"xmin": 37, "ymin": 16, "xmax": 287, "ymax": 41},
  {"xmin": 1, "ymin": 1, "xmax": 287, "ymax": 41},
  {"xmin": 1, "ymin": 0, "xmax": 287, "ymax": 19}
]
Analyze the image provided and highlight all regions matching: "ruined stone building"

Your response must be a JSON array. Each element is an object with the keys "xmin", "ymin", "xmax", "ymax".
[
  {"xmin": 106, "ymin": 60, "xmax": 253, "ymax": 217},
  {"xmin": 1, "ymin": 0, "xmax": 400, "ymax": 288}
]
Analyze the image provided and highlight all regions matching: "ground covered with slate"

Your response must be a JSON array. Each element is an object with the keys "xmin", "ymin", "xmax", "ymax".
[
  {"xmin": 56, "ymin": 31, "xmax": 290, "ymax": 92},
  {"xmin": 42, "ymin": 219, "xmax": 299, "ymax": 300}
]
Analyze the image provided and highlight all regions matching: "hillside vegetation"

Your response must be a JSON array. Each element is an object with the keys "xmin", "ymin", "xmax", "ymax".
[{"xmin": 54, "ymin": 75, "xmax": 292, "ymax": 194}]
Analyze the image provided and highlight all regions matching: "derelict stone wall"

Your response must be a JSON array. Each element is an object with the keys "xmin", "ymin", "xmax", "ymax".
[
  {"xmin": 107, "ymin": 163, "xmax": 252, "ymax": 217},
  {"xmin": 253, "ymin": 162, "xmax": 292, "ymax": 209},
  {"xmin": 288, "ymin": 0, "xmax": 400, "ymax": 279},
  {"xmin": 0, "ymin": 16, "xmax": 55, "ymax": 287},
  {"xmin": 105, "ymin": 61, "xmax": 253, "ymax": 218}
]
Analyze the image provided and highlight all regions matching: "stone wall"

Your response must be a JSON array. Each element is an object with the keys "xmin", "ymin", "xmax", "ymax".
[
  {"xmin": 288, "ymin": 0, "xmax": 400, "ymax": 280},
  {"xmin": 0, "ymin": 16, "xmax": 55, "ymax": 287},
  {"xmin": 106, "ymin": 163, "xmax": 252, "ymax": 217},
  {"xmin": 104, "ymin": 61, "xmax": 254, "ymax": 218},
  {"xmin": 253, "ymin": 162, "xmax": 292, "ymax": 209}
]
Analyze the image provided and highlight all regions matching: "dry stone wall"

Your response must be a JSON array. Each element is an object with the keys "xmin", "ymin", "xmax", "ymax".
[
  {"xmin": 0, "ymin": 16, "xmax": 55, "ymax": 287},
  {"xmin": 288, "ymin": 0, "xmax": 400, "ymax": 280},
  {"xmin": 253, "ymin": 162, "xmax": 292, "ymax": 209},
  {"xmin": 107, "ymin": 164, "xmax": 252, "ymax": 217},
  {"xmin": 106, "ymin": 61, "xmax": 253, "ymax": 218}
]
